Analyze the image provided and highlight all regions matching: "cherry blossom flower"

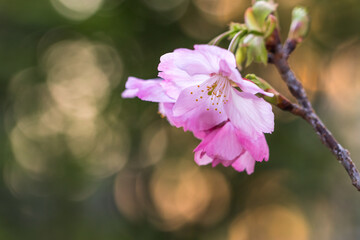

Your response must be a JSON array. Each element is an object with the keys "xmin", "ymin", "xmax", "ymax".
[{"xmin": 122, "ymin": 44, "xmax": 274, "ymax": 172}]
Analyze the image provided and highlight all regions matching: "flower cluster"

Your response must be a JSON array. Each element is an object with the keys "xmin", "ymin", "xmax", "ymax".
[{"xmin": 122, "ymin": 45, "xmax": 274, "ymax": 174}]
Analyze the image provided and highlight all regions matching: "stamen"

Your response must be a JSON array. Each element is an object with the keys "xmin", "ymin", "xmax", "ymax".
[
  {"xmin": 202, "ymin": 75, "xmax": 231, "ymax": 112},
  {"xmin": 207, "ymin": 82, "xmax": 218, "ymax": 96}
]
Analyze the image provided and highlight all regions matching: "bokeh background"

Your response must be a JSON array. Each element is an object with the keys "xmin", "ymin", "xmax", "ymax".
[{"xmin": 1, "ymin": 0, "xmax": 360, "ymax": 239}]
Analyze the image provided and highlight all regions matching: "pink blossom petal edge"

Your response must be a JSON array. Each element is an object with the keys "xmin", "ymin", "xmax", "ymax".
[
  {"xmin": 121, "ymin": 77, "xmax": 175, "ymax": 103},
  {"xmin": 231, "ymin": 152, "xmax": 256, "ymax": 175},
  {"xmin": 237, "ymin": 79, "xmax": 274, "ymax": 97}
]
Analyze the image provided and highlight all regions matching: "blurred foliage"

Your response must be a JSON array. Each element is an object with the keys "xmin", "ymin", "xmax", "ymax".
[{"xmin": 1, "ymin": 0, "xmax": 360, "ymax": 239}]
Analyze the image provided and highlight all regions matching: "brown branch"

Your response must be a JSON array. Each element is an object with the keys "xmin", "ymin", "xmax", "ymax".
[
  {"xmin": 275, "ymin": 94, "xmax": 307, "ymax": 119},
  {"xmin": 283, "ymin": 39, "xmax": 298, "ymax": 59},
  {"xmin": 269, "ymin": 30, "xmax": 360, "ymax": 191}
]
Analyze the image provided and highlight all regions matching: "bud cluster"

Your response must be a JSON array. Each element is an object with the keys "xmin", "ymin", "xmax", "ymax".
[{"xmin": 210, "ymin": 0, "xmax": 310, "ymax": 71}]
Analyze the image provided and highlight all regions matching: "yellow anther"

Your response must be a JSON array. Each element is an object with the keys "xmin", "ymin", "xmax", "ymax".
[{"xmin": 207, "ymin": 82, "xmax": 218, "ymax": 95}]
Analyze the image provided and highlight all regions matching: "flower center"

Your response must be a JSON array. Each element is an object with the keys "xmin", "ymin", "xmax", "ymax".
[{"xmin": 192, "ymin": 74, "xmax": 230, "ymax": 113}]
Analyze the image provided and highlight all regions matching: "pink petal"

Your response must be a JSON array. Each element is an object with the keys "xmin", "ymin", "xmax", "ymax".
[
  {"xmin": 194, "ymin": 122, "xmax": 244, "ymax": 161},
  {"xmin": 211, "ymin": 158, "xmax": 234, "ymax": 168},
  {"xmin": 177, "ymin": 106, "xmax": 225, "ymax": 134},
  {"xmin": 124, "ymin": 76, "xmax": 142, "ymax": 88},
  {"xmin": 238, "ymin": 79, "xmax": 274, "ymax": 97},
  {"xmin": 219, "ymin": 159, "xmax": 234, "ymax": 167},
  {"xmin": 172, "ymin": 76, "xmax": 226, "ymax": 116},
  {"xmin": 172, "ymin": 83, "xmax": 207, "ymax": 116},
  {"xmin": 238, "ymin": 132, "xmax": 269, "ymax": 162},
  {"xmin": 159, "ymin": 81, "xmax": 182, "ymax": 100},
  {"xmin": 170, "ymin": 79, "xmax": 228, "ymax": 134},
  {"xmin": 231, "ymin": 151, "xmax": 256, "ymax": 174},
  {"xmin": 194, "ymin": 151, "xmax": 213, "ymax": 166},
  {"xmin": 219, "ymin": 59, "xmax": 232, "ymax": 77},
  {"xmin": 159, "ymin": 103, "xmax": 221, "ymax": 137},
  {"xmin": 122, "ymin": 77, "xmax": 175, "ymax": 103},
  {"xmin": 122, "ymin": 88, "xmax": 139, "ymax": 98},
  {"xmin": 158, "ymin": 45, "xmax": 239, "ymax": 93},
  {"xmin": 194, "ymin": 45, "xmax": 236, "ymax": 70},
  {"xmin": 159, "ymin": 48, "xmax": 212, "ymax": 75},
  {"xmin": 158, "ymin": 48, "xmax": 213, "ymax": 89},
  {"xmin": 226, "ymin": 68, "xmax": 273, "ymax": 97},
  {"xmin": 158, "ymin": 102, "xmax": 166, "ymax": 116},
  {"xmin": 195, "ymin": 45, "xmax": 248, "ymax": 95},
  {"xmin": 225, "ymin": 89, "xmax": 274, "ymax": 136},
  {"xmin": 212, "ymin": 158, "xmax": 221, "ymax": 167}
]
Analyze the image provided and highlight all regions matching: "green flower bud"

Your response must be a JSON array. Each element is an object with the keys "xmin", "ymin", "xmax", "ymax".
[
  {"xmin": 252, "ymin": 0, "xmax": 275, "ymax": 4},
  {"xmin": 245, "ymin": 1, "xmax": 277, "ymax": 32},
  {"xmin": 252, "ymin": 1, "xmax": 277, "ymax": 29},
  {"xmin": 244, "ymin": 35, "xmax": 267, "ymax": 66},
  {"xmin": 235, "ymin": 42, "xmax": 247, "ymax": 70},
  {"xmin": 264, "ymin": 14, "xmax": 277, "ymax": 39},
  {"xmin": 245, "ymin": 8, "xmax": 262, "ymax": 32},
  {"xmin": 288, "ymin": 7, "xmax": 310, "ymax": 43}
]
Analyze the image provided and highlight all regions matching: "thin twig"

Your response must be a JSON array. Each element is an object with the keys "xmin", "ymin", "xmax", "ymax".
[
  {"xmin": 269, "ymin": 30, "xmax": 360, "ymax": 191},
  {"xmin": 283, "ymin": 39, "xmax": 297, "ymax": 59},
  {"xmin": 275, "ymin": 94, "xmax": 306, "ymax": 119}
]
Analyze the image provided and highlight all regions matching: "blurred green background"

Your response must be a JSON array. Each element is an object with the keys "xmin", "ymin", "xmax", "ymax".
[{"xmin": 1, "ymin": 0, "xmax": 360, "ymax": 239}]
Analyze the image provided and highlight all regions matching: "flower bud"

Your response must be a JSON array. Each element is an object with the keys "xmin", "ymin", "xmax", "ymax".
[
  {"xmin": 252, "ymin": 0, "xmax": 275, "ymax": 4},
  {"xmin": 245, "ymin": 1, "xmax": 277, "ymax": 32},
  {"xmin": 288, "ymin": 7, "xmax": 310, "ymax": 43},
  {"xmin": 264, "ymin": 14, "xmax": 277, "ymax": 38},
  {"xmin": 235, "ymin": 42, "xmax": 247, "ymax": 70},
  {"xmin": 244, "ymin": 35, "xmax": 267, "ymax": 66},
  {"xmin": 245, "ymin": 8, "xmax": 262, "ymax": 32}
]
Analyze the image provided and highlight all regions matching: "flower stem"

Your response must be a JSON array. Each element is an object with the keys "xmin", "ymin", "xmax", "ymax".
[
  {"xmin": 209, "ymin": 30, "xmax": 233, "ymax": 46},
  {"xmin": 228, "ymin": 30, "xmax": 248, "ymax": 53}
]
